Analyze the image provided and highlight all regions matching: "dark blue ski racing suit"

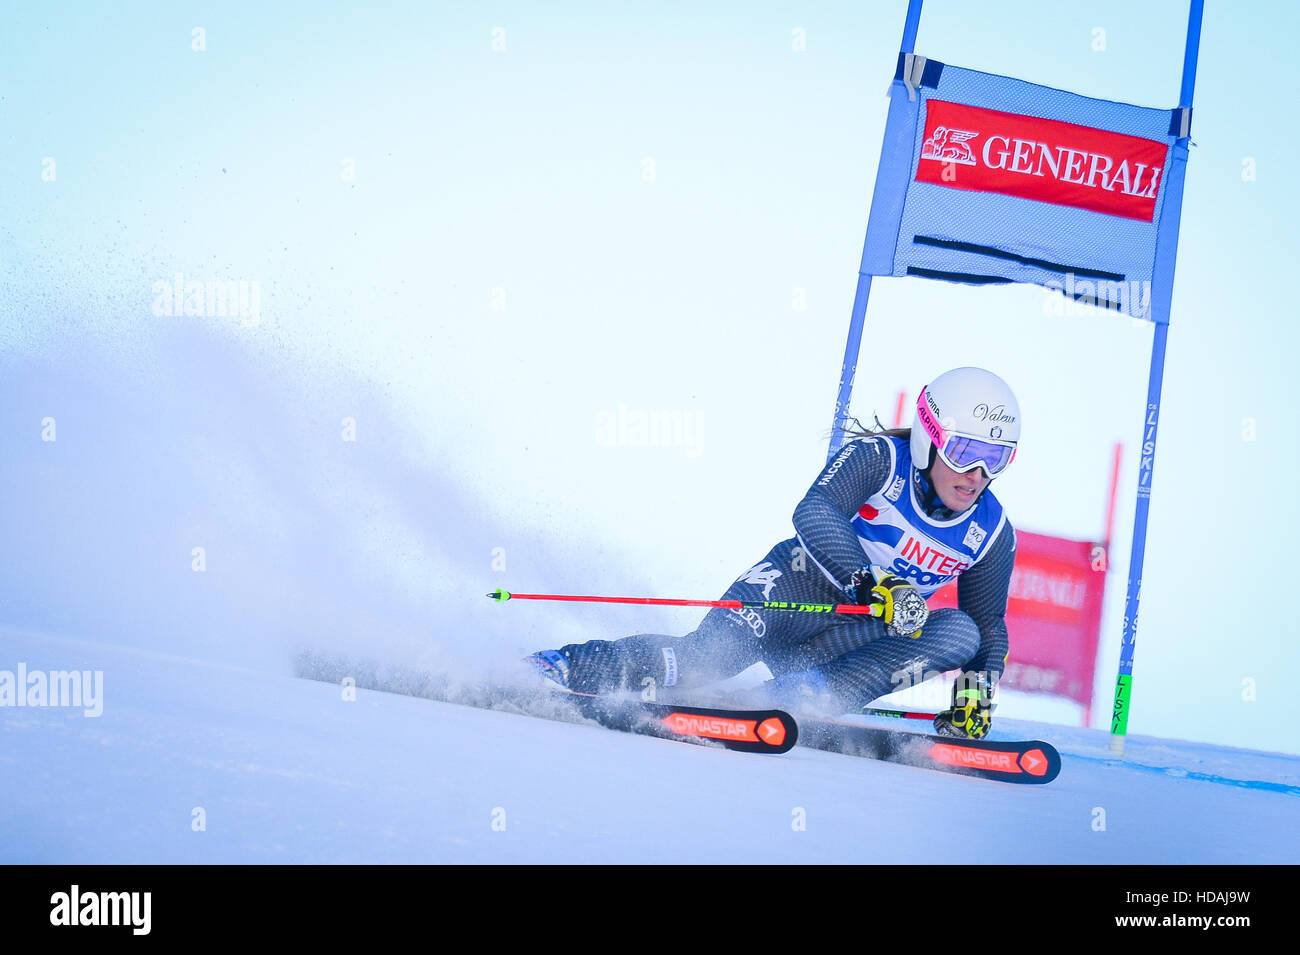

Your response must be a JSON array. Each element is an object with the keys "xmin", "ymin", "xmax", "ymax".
[{"xmin": 558, "ymin": 435, "xmax": 1015, "ymax": 711}]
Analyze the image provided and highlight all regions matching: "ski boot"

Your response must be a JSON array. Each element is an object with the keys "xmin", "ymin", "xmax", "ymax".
[
  {"xmin": 524, "ymin": 639, "xmax": 660, "ymax": 696},
  {"xmin": 523, "ymin": 649, "xmax": 572, "ymax": 689}
]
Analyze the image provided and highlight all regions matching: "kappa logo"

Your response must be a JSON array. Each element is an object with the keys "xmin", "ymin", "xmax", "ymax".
[
  {"xmin": 885, "ymin": 475, "xmax": 906, "ymax": 502},
  {"xmin": 736, "ymin": 561, "xmax": 782, "ymax": 600},
  {"xmin": 921, "ymin": 126, "xmax": 978, "ymax": 165},
  {"xmin": 963, "ymin": 521, "xmax": 987, "ymax": 552}
]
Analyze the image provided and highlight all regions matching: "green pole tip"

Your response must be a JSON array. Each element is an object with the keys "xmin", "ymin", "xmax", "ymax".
[{"xmin": 487, "ymin": 588, "xmax": 512, "ymax": 601}]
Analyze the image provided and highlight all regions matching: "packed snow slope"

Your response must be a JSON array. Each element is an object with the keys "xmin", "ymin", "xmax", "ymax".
[{"xmin": 3, "ymin": 627, "xmax": 1295, "ymax": 865}]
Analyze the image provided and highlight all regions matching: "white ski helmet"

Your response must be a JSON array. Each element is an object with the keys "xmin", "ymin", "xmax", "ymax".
[{"xmin": 910, "ymin": 367, "xmax": 1020, "ymax": 477}]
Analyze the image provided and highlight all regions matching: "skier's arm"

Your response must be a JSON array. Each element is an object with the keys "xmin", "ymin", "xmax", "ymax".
[
  {"xmin": 954, "ymin": 521, "xmax": 1016, "ymax": 682},
  {"xmin": 792, "ymin": 438, "xmax": 893, "ymax": 590}
]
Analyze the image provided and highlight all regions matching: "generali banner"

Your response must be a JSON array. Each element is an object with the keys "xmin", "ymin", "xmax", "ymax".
[
  {"xmin": 916, "ymin": 100, "xmax": 1169, "ymax": 222},
  {"xmin": 929, "ymin": 529, "xmax": 1105, "ymax": 707},
  {"xmin": 860, "ymin": 57, "xmax": 1186, "ymax": 320}
]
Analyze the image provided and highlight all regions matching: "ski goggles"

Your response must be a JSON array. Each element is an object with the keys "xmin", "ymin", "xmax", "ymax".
[
  {"xmin": 916, "ymin": 394, "xmax": 1017, "ymax": 476},
  {"xmin": 937, "ymin": 433, "xmax": 1016, "ymax": 476}
]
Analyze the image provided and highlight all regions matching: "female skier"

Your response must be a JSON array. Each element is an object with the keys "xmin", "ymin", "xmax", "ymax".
[{"xmin": 527, "ymin": 366, "xmax": 1020, "ymax": 740}]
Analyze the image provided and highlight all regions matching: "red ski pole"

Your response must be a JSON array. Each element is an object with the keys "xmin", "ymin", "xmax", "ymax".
[
  {"xmin": 491, "ymin": 589, "xmax": 946, "ymax": 721},
  {"xmin": 486, "ymin": 588, "xmax": 882, "ymax": 618}
]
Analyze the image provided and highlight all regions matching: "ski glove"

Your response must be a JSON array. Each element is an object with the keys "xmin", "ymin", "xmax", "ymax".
[
  {"xmin": 934, "ymin": 671, "xmax": 996, "ymax": 739},
  {"xmin": 847, "ymin": 568, "xmax": 929, "ymax": 639}
]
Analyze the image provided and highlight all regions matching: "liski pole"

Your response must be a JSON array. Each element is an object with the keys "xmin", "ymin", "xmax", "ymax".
[
  {"xmin": 1109, "ymin": 0, "xmax": 1204, "ymax": 758},
  {"xmin": 487, "ymin": 588, "xmax": 883, "ymax": 619}
]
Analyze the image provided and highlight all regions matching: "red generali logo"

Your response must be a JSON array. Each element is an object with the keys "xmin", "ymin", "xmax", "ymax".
[{"xmin": 917, "ymin": 100, "xmax": 1168, "ymax": 222}]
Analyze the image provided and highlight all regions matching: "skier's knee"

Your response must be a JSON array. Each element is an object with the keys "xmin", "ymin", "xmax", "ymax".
[{"xmin": 924, "ymin": 608, "xmax": 981, "ymax": 662}]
